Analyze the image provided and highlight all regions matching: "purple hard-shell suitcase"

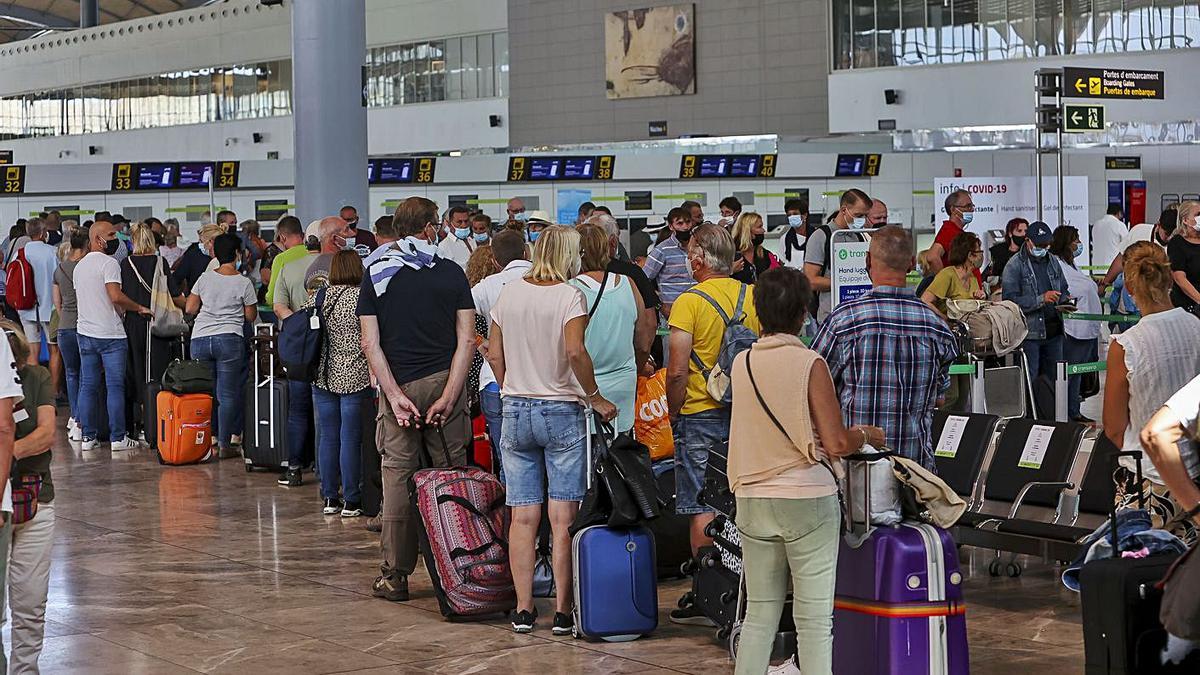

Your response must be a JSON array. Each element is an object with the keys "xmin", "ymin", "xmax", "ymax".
[{"xmin": 832, "ymin": 451, "xmax": 969, "ymax": 675}]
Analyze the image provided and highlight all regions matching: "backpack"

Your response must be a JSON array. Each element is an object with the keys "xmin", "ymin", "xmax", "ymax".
[
  {"xmin": 684, "ymin": 283, "xmax": 757, "ymax": 405},
  {"xmin": 4, "ymin": 247, "xmax": 36, "ymax": 311},
  {"xmin": 278, "ymin": 287, "xmax": 327, "ymax": 383}
]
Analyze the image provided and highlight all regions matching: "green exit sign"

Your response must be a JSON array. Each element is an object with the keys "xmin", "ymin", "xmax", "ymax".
[{"xmin": 1063, "ymin": 104, "xmax": 1105, "ymax": 133}]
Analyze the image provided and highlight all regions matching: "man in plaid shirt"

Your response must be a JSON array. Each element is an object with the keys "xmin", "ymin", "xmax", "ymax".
[{"xmin": 813, "ymin": 226, "xmax": 958, "ymax": 470}]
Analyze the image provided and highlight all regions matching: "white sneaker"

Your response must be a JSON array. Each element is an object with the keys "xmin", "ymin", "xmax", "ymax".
[
  {"xmin": 111, "ymin": 436, "xmax": 140, "ymax": 451},
  {"xmin": 68, "ymin": 423, "xmax": 82, "ymax": 442},
  {"xmin": 81, "ymin": 438, "xmax": 97, "ymax": 451}
]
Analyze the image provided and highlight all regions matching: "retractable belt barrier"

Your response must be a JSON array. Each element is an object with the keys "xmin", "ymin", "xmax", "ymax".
[
  {"xmin": 1064, "ymin": 312, "xmax": 1139, "ymax": 324},
  {"xmin": 1054, "ymin": 360, "xmax": 1107, "ymax": 422}
]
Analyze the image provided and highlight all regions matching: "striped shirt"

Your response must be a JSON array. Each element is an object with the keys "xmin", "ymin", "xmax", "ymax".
[
  {"xmin": 812, "ymin": 285, "xmax": 958, "ymax": 470},
  {"xmin": 642, "ymin": 234, "xmax": 693, "ymax": 304}
]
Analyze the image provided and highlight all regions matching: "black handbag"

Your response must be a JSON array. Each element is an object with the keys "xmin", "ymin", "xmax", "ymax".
[{"xmin": 569, "ymin": 416, "xmax": 648, "ymax": 535}]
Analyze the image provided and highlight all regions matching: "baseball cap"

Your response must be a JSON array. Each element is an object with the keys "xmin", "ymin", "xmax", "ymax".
[
  {"xmin": 1028, "ymin": 221, "xmax": 1054, "ymax": 246},
  {"xmin": 526, "ymin": 210, "xmax": 553, "ymax": 226}
]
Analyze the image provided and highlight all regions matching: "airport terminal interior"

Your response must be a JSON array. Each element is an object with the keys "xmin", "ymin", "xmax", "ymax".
[{"xmin": 0, "ymin": 0, "xmax": 1199, "ymax": 673}]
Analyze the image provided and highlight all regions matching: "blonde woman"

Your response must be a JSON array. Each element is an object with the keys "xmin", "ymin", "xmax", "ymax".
[
  {"xmin": 120, "ymin": 223, "xmax": 185, "ymax": 440},
  {"xmin": 1104, "ymin": 242, "xmax": 1200, "ymax": 544},
  {"xmin": 0, "ymin": 320, "xmax": 57, "ymax": 672},
  {"xmin": 1167, "ymin": 201, "xmax": 1200, "ymax": 314},
  {"xmin": 174, "ymin": 222, "xmax": 226, "ymax": 294},
  {"xmin": 486, "ymin": 224, "xmax": 616, "ymax": 636},
  {"xmin": 730, "ymin": 212, "xmax": 780, "ymax": 284}
]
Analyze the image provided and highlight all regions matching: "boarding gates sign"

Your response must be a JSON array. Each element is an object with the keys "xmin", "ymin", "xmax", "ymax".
[
  {"xmin": 830, "ymin": 229, "xmax": 872, "ymax": 310},
  {"xmin": 933, "ymin": 177, "xmax": 1090, "ymax": 267}
]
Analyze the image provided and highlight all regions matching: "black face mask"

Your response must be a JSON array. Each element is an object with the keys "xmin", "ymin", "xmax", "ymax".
[
  {"xmin": 1154, "ymin": 229, "xmax": 1168, "ymax": 246},
  {"xmin": 675, "ymin": 228, "xmax": 692, "ymax": 243},
  {"xmin": 104, "ymin": 238, "xmax": 121, "ymax": 256},
  {"xmin": 751, "ymin": 233, "xmax": 765, "ymax": 248},
  {"xmin": 1011, "ymin": 235, "xmax": 1026, "ymax": 248}
]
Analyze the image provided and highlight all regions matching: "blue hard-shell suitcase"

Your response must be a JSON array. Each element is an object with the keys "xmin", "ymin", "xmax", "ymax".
[{"xmin": 571, "ymin": 524, "xmax": 658, "ymax": 640}]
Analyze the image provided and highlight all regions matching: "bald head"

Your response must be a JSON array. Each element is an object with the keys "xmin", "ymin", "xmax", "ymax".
[
  {"xmin": 506, "ymin": 197, "xmax": 525, "ymax": 218},
  {"xmin": 89, "ymin": 221, "xmax": 116, "ymax": 253},
  {"xmin": 867, "ymin": 199, "xmax": 889, "ymax": 227},
  {"xmin": 867, "ymin": 226, "xmax": 914, "ymax": 283}
]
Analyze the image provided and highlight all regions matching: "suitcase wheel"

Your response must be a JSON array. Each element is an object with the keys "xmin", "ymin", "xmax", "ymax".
[
  {"xmin": 719, "ymin": 590, "xmax": 735, "ymax": 605},
  {"xmin": 680, "ymin": 559, "xmax": 698, "ymax": 577},
  {"xmin": 677, "ymin": 591, "xmax": 695, "ymax": 609},
  {"xmin": 703, "ymin": 520, "xmax": 719, "ymax": 538},
  {"xmin": 1006, "ymin": 562, "xmax": 1022, "ymax": 578},
  {"xmin": 987, "ymin": 559, "xmax": 1001, "ymax": 576},
  {"xmin": 716, "ymin": 625, "xmax": 731, "ymax": 641},
  {"xmin": 244, "ymin": 463, "xmax": 253, "ymax": 473},
  {"xmin": 728, "ymin": 624, "xmax": 742, "ymax": 661}
]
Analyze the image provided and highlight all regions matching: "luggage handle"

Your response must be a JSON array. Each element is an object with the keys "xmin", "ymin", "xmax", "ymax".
[
  {"xmin": 842, "ymin": 446, "xmax": 897, "ymax": 539},
  {"xmin": 1109, "ymin": 450, "xmax": 1144, "ymax": 554}
]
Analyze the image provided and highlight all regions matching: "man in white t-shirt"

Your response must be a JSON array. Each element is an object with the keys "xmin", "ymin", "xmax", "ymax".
[
  {"xmin": 470, "ymin": 231, "xmax": 531, "ymax": 469},
  {"xmin": 74, "ymin": 222, "xmax": 151, "ymax": 451},
  {"xmin": 1091, "ymin": 204, "xmax": 1127, "ymax": 274}
]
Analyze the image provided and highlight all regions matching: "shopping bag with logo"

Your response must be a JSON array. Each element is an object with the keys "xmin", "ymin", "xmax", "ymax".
[{"xmin": 634, "ymin": 369, "xmax": 674, "ymax": 461}]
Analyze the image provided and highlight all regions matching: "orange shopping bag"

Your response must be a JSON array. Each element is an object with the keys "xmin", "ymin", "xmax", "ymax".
[{"xmin": 635, "ymin": 369, "xmax": 675, "ymax": 461}]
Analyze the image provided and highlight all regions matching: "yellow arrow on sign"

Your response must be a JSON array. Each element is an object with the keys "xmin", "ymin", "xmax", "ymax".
[{"xmin": 1075, "ymin": 78, "xmax": 1086, "ymax": 93}]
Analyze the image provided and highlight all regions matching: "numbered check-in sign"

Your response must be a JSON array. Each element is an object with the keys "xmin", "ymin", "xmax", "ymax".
[{"xmin": 830, "ymin": 229, "xmax": 873, "ymax": 311}]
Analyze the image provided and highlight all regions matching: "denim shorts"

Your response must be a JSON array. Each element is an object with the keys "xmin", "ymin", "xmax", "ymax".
[
  {"xmin": 672, "ymin": 407, "xmax": 730, "ymax": 515},
  {"xmin": 500, "ymin": 396, "xmax": 587, "ymax": 506}
]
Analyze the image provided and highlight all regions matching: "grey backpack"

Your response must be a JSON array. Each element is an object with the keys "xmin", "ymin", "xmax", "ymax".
[{"xmin": 685, "ymin": 283, "xmax": 758, "ymax": 405}]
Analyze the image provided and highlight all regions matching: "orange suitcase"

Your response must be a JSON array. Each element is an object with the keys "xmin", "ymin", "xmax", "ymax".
[{"xmin": 157, "ymin": 391, "xmax": 214, "ymax": 466}]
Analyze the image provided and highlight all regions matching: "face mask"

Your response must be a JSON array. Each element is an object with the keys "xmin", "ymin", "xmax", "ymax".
[
  {"xmin": 513, "ymin": 212, "xmax": 529, "ymax": 223},
  {"xmin": 1154, "ymin": 229, "xmax": 1169, "ymax": 246},
  {"xmin": 1030, "ymin": 246, "xmax": 1049, "ymax": 259},
  {"xmin": 1011, "ymin": 235, "xmax": 1026, "ymax": 248},
  {"xmin": 104, "ymin": 238, "xmax": 121, "ymax": 256},
  {"xmin": 675, "ymin": 228, "xmax": 692, "ymax": 243},
  {"xmin": 961, "ymin": 211, "xmax": 974, "ymax": 225},
  {"xmin": 787, "ymin": 214, "xmax": 804, "ymax": 228},
  {"xmin": 1073, "ymin": 243, "xmax": 1084, "ymax": 259},
  {"xmin": 454, "ymin": 227, "xmax": 470, "ymax": 240},
  {"xmin": 751, "ymin": 233, "xmax": 765, "ymax": 248},
  {"xmin": 528, "ymin": 230, "xmax": 541, "ymax": 243},
  {"xmin": 235, "ymin": 258, "xmax": 244, "ymax": 271},
  {"xmin": 849, "ymin": 216, "xmax": 867, "ymax": 229},
  {"xmin": 344, "ymin": 236, "xmax": 356, "ymax": 251},
  {"xmin": 473, "ymin": 232, "xmax": 490, "ymax": 244},
  {"xmin": 1192, "ymin": 220, "xmax": 1200, "ymax": 233}
]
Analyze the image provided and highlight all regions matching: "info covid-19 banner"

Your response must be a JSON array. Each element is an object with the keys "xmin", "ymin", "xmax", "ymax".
[{"xmin": 934, "ymin": 177, "xmax": 1091, "ymax": 268}]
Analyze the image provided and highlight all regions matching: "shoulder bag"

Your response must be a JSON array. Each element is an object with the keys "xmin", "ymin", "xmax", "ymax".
[{"xmin": 128, "ymin": 255, "xmax": 188, "ymax": 338}]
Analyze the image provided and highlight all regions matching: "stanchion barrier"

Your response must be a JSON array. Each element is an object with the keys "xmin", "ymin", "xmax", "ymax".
[
  {"xmin": 1064, "ymin": 312, "xmax": 1139, "ymax": 324},
  {"xmin": 947, "ymin": 361, "xmax": 988, "ymax": 414},
  {"xmin": 1054, "ymin": 360, "xmax": 1107, "ymax": 422}
]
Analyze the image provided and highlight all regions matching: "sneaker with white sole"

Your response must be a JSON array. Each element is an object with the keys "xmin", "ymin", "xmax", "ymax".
[
  {"xmin": 110, "ymin": 436, "xmax": 140, "ymax": 451},
  {"xmin": 80, "ymin": 437, "xmax": 97, "ymax": 451},
  {"xmin": 67, "ymin": 421, "xmax": 82, "ymax": 442},
  {"xmin": 322, "ymin": 498, "xmax": 343, "ymax": 516}
]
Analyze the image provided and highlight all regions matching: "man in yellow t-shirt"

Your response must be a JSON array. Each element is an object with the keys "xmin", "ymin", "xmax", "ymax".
[{"xmin": 665, "ymin": 224, "xmax": 760, "ymax": 626}]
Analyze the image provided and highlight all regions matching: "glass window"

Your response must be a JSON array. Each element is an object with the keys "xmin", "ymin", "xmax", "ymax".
[
  {"xmin": 446, "ymin": 37, "xmax": 462, "ymax": 101},
  {"xmin": 461, "ymin": 34, "xmax": 479, "ymax": 99},
  {"xmin": 494, "ymin": 32, "xmax": 508, "ymax": 97},
  {"xmin": 478, "ymin": 33, "xmax": 494, "ymax": 98}
]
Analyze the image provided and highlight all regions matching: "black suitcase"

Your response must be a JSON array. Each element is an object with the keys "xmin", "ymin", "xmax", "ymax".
[
  {"xmin": 144, "ymin": 330, "xmax": 186, "ymax": 450},
  {"xmin": 1079, "ymin": 451, "xmax": 1193, "ymax": 674},
  {"xmin": 645, "ymin": 461, "xmax": 692, "ymax": 579},
  {"xmin": 243, "ymin": 325, "xmax": 289, "ymax": 472},
  {"xmin": 360, "ymin": 392, "xmax": 382, "ymax": 516}
]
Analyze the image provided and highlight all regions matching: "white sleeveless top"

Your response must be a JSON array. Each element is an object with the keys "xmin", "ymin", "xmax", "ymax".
[{"xmin": 1112, "ymin": 308, "xmax": 1200, "ymax": 483}]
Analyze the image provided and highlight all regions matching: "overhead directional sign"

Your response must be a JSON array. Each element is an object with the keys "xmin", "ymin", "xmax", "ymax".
[
  {"xmin": 1063, "ymin": 104, "xmax": 1105, "ymax": 133},
  {"xmin": 1063, "ymin": 67, "xmax": 1164, "ymax": 100}
]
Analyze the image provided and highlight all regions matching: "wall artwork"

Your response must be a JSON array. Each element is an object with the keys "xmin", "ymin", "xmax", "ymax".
[{"xmin": 605, "ymin": 4, "xmax": 695, "ymax": 99}]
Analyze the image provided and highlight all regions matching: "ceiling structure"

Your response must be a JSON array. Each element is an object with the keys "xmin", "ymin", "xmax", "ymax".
[{"xmin": 0, "ymin": 0, "xmax": 218, "ymax": 45}]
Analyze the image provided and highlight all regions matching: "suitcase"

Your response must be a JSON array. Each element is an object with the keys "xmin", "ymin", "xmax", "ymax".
[
  {"xmin": 1079, "ymin": 451, "xmax": 1192, "ymax": 674},
  {"xmin": 571, "ymin": 414, "xmax": 658, "ymax": 641},
  {"xmin": 833, "ymin": 452, "xmax": 969, "ymax": 675},
  {"xmin": 471, "ymin": 414, "xmax": 493, "ymax": 471},
  {"xmin": 413, "ymin": 427, "xmax": 515, "ymax": 620},
  {"xmin": 360, "ymin": 392, "xmax": 382, "ymax": 517},
  {"xmin": 243, "ymin": 325, "xmax": 289, "ymax": 472},
  {"xmin": 156, "ymin": 391, "xmax": 214, "ymax": 465},
  {"xmin": 144, "ymin": 329, "xmax": 186, "ymax": 450},
  {"xmin": 572, "ymin": 525, "xmax": 658, "ymax": 640},
  {"xmin": 644, "ymin": 460, "xmax": 692, "ymax": 579}
]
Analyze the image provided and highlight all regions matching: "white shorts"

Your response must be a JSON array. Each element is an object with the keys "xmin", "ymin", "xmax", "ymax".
[{"xmin": 21, "ymin": 320, "xmax": 50, "ymax": 347}]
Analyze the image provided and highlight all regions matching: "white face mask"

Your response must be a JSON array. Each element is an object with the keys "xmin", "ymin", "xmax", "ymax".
[{"xmin": 787, "ymin": 214, "xmax": 804, "ymax": 228}]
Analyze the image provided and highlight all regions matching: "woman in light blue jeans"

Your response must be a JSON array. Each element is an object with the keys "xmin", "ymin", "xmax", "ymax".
[
  {"xmin": 185, "ymin": 232, "xmax": 257, "ymax": 457},
  {"xmin": 728, "ymin": 268, "xmax": 883, "ymax": 674}
]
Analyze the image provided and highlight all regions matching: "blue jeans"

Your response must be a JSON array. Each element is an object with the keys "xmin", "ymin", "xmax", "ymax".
[
  {"xmin": 671, "ymin": 407, "xmax": 730, "ymax": 515},
  {"xmin": 57, "ymin": 328, "xmax": 81, "ymax": 421},
  {"xmin": 77, "ymin": 335, "xmax": 127, "ymax": 442},
  {"xmin": 500, "ymin": 396, "xmax": 586, "ymax": 505},
  {"xmin": 1021, "ymin": 334, "xmax": 1064, "ymax": 383},
  {"xmin": 480, "ymin": 384, "xmax": 503, "ymax": 477},
  {"xmin": 287, "ymin": 379, "xmax": 313, "ymax": 469},
  {"xmin": 1065, "ymin": 334, "xmax": 1099, "ymax": 419},
  {"xmin": 312, "ymin": 387, "xmax": 369, "ymax": 503},
  {"xmin": 190, "ymin": 334, "xmax": 246, "ymax": 448}
]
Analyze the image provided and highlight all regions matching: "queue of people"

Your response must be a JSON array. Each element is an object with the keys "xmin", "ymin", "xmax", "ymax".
[{"xmin": 7, "ymin": 187, "xmax": 1200, "ymax": 674}]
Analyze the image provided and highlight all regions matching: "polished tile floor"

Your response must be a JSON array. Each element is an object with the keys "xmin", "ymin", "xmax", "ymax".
[{"xmin": 24, "ymin": 426, "xmax": 1086, "ymax": 674}]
